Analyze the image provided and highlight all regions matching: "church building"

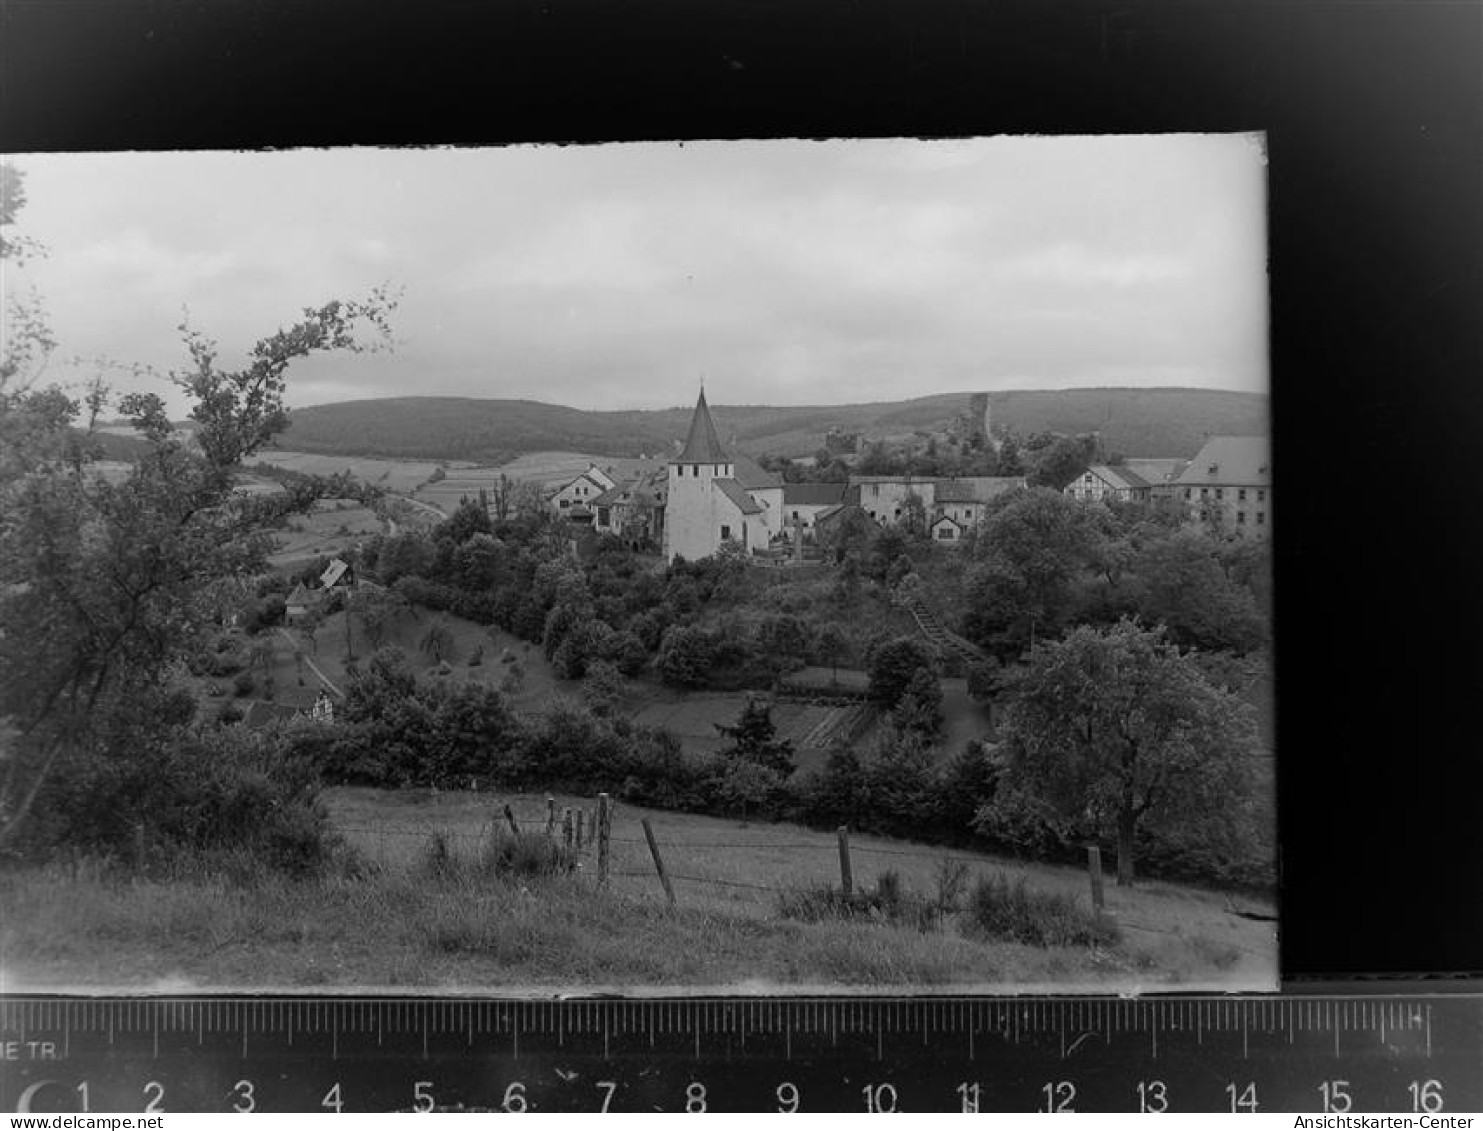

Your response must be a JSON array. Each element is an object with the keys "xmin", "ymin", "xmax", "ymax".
[{"xmin": 663, "ymin": 389, "xmax": 766, "ymax": 562}]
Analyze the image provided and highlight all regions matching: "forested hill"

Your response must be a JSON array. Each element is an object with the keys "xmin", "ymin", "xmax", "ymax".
[{"xmin": 271, "ymin": 388, "xmax": 1268, "ymax": 463}]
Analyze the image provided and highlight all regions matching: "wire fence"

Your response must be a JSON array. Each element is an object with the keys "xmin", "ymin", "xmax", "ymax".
[{"xmin": 329, "ymin": 799, "xmax": 1275, "ymax": 947}]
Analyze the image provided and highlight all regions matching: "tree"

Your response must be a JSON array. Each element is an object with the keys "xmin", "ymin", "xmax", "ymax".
[
  {"xmin": 0, "ymin": 181, "xmax": 397, "ymax": 849},
  {"xmin": 715, "ymin": 694, "xmax": 794, "ymax": 776},
  {"xmin": 353, "ymin": 584, "xmax": 408, "ymax": 651},
  {"xmin": 717, "ymin": 758, "xmax": 783, "ymax": 825},
  {"xmin": 1133, "ymin": 529, "xmax": 1267, "ymax": 653},
  {"xmin": 990, "ymin": 619, "xmax": 1262, "ymax": 886},
  {"xmin": 419, "ymin": 616, "xmax": 456, "ymax": 665},
  {"xmin": 891, "ymin": 667, "xmax": 944, "ymax": 741},
  {"xmin": 656, "ymin": 624, "xmax": 717, "ymax": 689},
  {"xmin": 813, "ymin": 623, "xmax": 849, "ymax": 683},
  {"xmin": 754, "ymin": 614, "xmax": 812, "ymax": 684},
  {"xmin": 866, "ymin": 636, "xmax": 937, "ymax": 709}
]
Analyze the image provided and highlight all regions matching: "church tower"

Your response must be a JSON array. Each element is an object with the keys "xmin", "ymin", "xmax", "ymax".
[{"xmin": 664, "ymin": 389, "xmax": 736, "ymax": 561}]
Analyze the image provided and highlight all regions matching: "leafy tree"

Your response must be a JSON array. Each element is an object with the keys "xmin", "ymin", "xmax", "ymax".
[
  {"xmin": 754, "ymin": 614, "xmax": 812, "ymax": 684},
  {"xmin": 866, "ymin": 636, "xmax": 937, "ymax": 709},
  {"xmin": 353, "ymin": 584, "xmax": 408, "ymax": 651},
  {"xmin": 988, "ymin": 619, "xmax": 1262, "ymax": 886},
  {"xmin": 813, "ymin": 623, "xmax": 850, "ymax": 682},
  {"xmin": 717, "ymin": 758, "xmax": 783, "ymax": 824},
  {"xmin": 992, "ymin": 433, "xmax": 1025, "ymax": 477},
  {"xmin": 962, "ymin": 488, "xmax": 1105, "ymax": 655},
  {"xmin": 1028, "ymin": 434, "xmax": 1096, "ymax": 490},
  {"xmin": 1133, "ymin": 529, "xmax": 1267, "ymax": 652},
  {"xmin": 582, "ymin": 659, "xmax": 626, "ymax": 717},
  {"xmin": 891, "ymin": 667, "xmax": 944, "ymax": 741},
  {"xmin": 0, "ymin": 205, "xmax": 396, "ymax": 849},
  {"xmin": 656, "ymin": 624, "xmax": 717, "ymax": 689},
  {"xmin": 419, "ymin": 616, "xmax": 457, "ymax": 665},
  {"xmin": 440, "ymin": 495, "xmax": 492, "ymax": 546},
  {"xmin": 900, "ymin": 491, "xmax": 929, "ymax": 540}
]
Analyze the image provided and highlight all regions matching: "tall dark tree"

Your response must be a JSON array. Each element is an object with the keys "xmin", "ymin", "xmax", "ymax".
[{"xmin": 715, "ymin": 694, "xmax": 795, "ymax": 776}]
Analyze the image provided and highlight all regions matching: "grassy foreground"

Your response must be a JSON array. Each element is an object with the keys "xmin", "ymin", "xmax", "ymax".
[{"xmin": 0, "ymin": 788, "xmax": 1277, "ymax": 993}]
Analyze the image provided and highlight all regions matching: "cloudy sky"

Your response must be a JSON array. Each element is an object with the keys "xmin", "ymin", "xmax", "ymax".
[{"xmin": 5, "ymin": 135, "xmax": 1268, "ymax": 416}]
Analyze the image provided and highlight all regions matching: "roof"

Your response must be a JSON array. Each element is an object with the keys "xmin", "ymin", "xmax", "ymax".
[
  {"xmin": 783, "ymin": 481, "xmax": 848, "ymax": 507},
  {"xmin": 675, "ymin": 389, "xmax": 730, "ymax": 464},
  {"xmin": 1119, "ymin": 458, "xmax": 1189, "ymax": 486},
  {"xmin": 713, "ymin": 478, "xmax": 764, "ymax": 515},
  {"xmin": 931, "ymin": 514, "xmax": 966, "ymax": 530},
  {"xmin": 1082, "ymin": 464, "xmax": 1150, "ymax": 492},
  {"xmin": 1175, "ymin": 436, "xmax": 1270, "ymax": 487},
  {"xmin": 932, "ymin": 477, "xmax": 1027, "ymax": 503},
  {"xmin": 319, "ymin": 559, "xmax": 350, "ymax": 588},
  {"xmin": 590, "ymin": 482, "xmax": 633, "ymax": 507},
  {"xmin": 285, "ymin": 582, "xmax": 313, "ymax": 607},
  {"xmin": 551, "ymin": 468, "xmax": 611, "ymax": 496},
  {"xmin": 242, "ymin": 701, "xmax": 304, "ymax": 729},
  {"xmin": 815, "ymin": 502, "xmax": 872, "ymax": 527},
  {"xmin": 733, "ymin": 454, "xmax": 782, "ymax": 489}
]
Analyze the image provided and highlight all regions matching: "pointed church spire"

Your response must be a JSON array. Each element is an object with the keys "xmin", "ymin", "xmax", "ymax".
[{"xmin": 675, "ymin": 387, "xmax": 729, "ymax": 463}]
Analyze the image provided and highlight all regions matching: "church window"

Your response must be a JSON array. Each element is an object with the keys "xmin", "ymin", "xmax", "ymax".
[{"xmin": 721, "ymin": 525, "xmax": 733, "ymax": 541}]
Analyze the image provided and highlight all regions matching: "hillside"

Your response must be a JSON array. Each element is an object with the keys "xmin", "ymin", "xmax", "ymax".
[{"xmin": 273, "ymin": 388, "xmax": 1267, "ymax": 463}]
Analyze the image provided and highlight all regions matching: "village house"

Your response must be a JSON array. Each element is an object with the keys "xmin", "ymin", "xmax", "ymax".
[
  {"xmin": 547, "ymin": 464, "xmax": 617, "ymax": 520},
  {"xmin": 932, "ymin": 477, "xmax": 1025, "ymax": 528},
  {"xmin": 591, "ymin": 471, "xmax": 668, "ymax": 550},
  {"xmin": 853, "ymin": 474, "xmax": 1024, "ymax": 529},
  {"xmin": 1065, "ymin": 464, "xmax": 1153, "ymax": 504},
  {"xmin": 777, "ymin": 481, "xmax": 851, "ymax": 539},
  {"xmin": 1175, "ymin": 435, "xmax": 1271, "ymax": 539},
  {"xmin": 1119, "ymin": 458, "xmax": 1190, "ymax": 502}
]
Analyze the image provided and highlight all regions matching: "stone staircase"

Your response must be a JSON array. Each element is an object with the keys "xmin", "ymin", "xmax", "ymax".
[{"xmin": 899, "ymin": 592, "xmax": 988, "ymax": 666}]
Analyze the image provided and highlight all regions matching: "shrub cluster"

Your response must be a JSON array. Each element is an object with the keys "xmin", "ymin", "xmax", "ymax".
[{"xmin": 962, "ymin": 874, "xmax": 1119, "ymax": 948}]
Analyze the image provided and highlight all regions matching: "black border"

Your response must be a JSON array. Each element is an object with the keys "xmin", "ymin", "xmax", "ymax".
[{"xmin": 3, "ymin": 0, "xmax": 1481, "ymax": 979}]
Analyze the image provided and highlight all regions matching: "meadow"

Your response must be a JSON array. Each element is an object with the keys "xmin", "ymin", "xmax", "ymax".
[{"xmin": 0, "ymin": 786, "xmax": 1277, "ymax": 993}]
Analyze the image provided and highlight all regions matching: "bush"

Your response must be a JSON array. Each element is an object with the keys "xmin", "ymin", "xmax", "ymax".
[
  {"xmin": 775, "ymin": 870, "xmax": 942, "ymax": 932},
  {"xmin": 420, "ymin": 828, "xmax": 576, "ymax": 884},
  {"xmin": 25, "ymin": 722, "xmax": 335, "ymax": 878},
  {"xmin": 962, "ymin": 874, "xmax": 1118, "ymax": 947},
  {"xmin": 231, "ymin": 670, "xmax": 256, "ymax": 697}
]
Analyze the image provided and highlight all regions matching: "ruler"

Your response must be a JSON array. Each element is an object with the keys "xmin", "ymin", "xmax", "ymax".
[{"xmin": 2, "ymin": 992, "xmax": 1478, "ymax": 1113}]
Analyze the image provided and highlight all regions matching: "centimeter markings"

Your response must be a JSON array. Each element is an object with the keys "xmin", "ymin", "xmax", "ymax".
[
  {"xmin": 2, "ymin": 995, "xmax": 1476, "ymax": 1113},
  {"xmin": 0, "ymin": 994, "xmax": 1454, "ymax": 1050}
]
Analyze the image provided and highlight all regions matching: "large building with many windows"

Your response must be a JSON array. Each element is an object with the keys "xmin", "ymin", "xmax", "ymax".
[{"xmin": 1175, "ymin": 435, "xmax": 1271, "ymax": 539}]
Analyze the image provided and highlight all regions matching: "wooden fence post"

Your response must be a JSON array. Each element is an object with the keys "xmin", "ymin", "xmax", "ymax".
[
  {"xmin": 546, "ymin": 795, "xmax": 556, "ymax": 836},
  {"xmin": 597, "ymin": 793, "xmax": 611, "ymax": 887},
  {"xmin": 837, "ymin": 826, "xmax": 853, "ymax": 896},
  {"xmin": 1087, "ymin": 845, "xmax": 1105, "ymax": 913},
  {"xmin": 562, "ymin": 807, "xmax": 574, "ymax": 851},
  {"xmin": 575, "ymin": 808, "xmax": 585, "ymax": 851},
  {"xmin": 504, "ymin": 804, "xmax": 520, "ymax": 837},
  {"xmin": 640, "ymin": 817, "xmax": 676, "ymax": 906}
]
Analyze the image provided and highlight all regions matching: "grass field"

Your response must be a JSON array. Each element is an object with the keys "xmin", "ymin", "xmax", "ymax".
[
  {"xmin": 0, "ymin": 786, "xmax": 1275, "ymax": 992},
  {"xmin": 412, "ymin": 452, "xmax": 666, "ymax": 513},
  {"xmin": 266, "ymin": 498, "xmax": 384, "ymax": 568},
  {"xmin": 254, "ymin": 451, "xmax": 458, "ymax": 494}
]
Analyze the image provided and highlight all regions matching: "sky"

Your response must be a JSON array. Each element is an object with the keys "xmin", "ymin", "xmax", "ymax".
[{"xmin": 3, "ymin": 136, "xmax": 1269, "ymax": 417}]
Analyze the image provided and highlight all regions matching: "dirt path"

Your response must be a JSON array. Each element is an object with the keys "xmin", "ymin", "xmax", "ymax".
[{"xmin": 276, "ymin": 628, "xmax": 344, "ymax": 699}]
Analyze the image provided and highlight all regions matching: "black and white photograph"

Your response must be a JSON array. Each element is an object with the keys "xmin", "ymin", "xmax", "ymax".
[{"xmin": 1, "ymin": 136, "xmax": 1277, "ymax": 993}]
